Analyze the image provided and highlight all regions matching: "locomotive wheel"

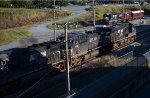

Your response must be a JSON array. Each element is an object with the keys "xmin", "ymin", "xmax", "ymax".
[
  {"xmin": 76, "ymin": 58, "xmax": 81, "ymax": 65},
  {"xmin": 58, "ymin": 63, "xmax": 65, "ymax": 71},
  {"xmin": 71, "ymin": 58, "xmax": 76, "ymax": 67},
  {"xmin": 113, "ymin": 43, "xmax": 118, "ymax": 50},
  {"xmin": 53, "ymin": 63, "xmax": 65, "ymax": 71}
]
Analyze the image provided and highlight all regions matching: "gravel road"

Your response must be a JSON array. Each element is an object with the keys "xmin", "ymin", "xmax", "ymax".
[{"xmin": 0, "ymin": 5, "xmax": 91, "ymax": 51}]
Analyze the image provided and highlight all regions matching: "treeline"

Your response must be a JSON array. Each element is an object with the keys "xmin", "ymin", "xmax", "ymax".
[{"xmin": 0, "ymin": 0, "xmax": 69, "ymax": 8}]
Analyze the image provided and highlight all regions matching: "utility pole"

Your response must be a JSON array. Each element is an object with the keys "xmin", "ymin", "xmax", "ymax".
[
  {"xmin": 123, "ymin": 0, "xmax": 125, "ymax": 13},
  {"xmin": 65, "ymin": 23, "xmax": 70, "ymax": 97},
  {"xmin": 54, "ymin": 22, "xmax": 77, "ymax": 97},
  {"xmin": 53, "ymin": 0, "xmax": 56, "ymax": 41},
  {"xmin": 140, "ymin": 0, "xmax": 142, "ymax": 24},
  {"xmin": 93, "ymin": 0, "xmax": 96, "ymax": 31}
]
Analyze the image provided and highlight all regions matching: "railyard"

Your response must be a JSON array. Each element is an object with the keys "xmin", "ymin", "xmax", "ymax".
[
  {"xmin": 0, "ymin": 21, "xmax": 149, "ymax": 98},
  {"xmin": 0, "ymin": 1, "xmax": 150, "ymax": 98}
]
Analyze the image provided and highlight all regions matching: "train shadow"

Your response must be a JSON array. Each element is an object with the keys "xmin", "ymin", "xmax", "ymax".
[
  {"xmin": 29, "ymin": 53, "xmax": 150, "ymax": 98},
  {"xmin": 1, "ymin": 46, "xmax": 150, "ymax": 98}
]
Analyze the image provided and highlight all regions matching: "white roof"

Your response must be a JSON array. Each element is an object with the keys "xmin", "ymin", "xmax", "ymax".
[
  {"xmin": 96, "ymin": 25, "xmax": 107, "ymax": 27},
  {"xmin": 132, "ymin": 10, "xmax": 144, "ymax": 14}
]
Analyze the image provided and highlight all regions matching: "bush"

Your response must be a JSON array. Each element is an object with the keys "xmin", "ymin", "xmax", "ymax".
[
  {"xmin": 0, "ymin": 0, "xmax": 69, "ymax": 8},
  {"xmin": 70, "ymin": 0, "xmax": 86, "ymax": 5},
  {"xmin": 0, "ymin": 8, "xmax": 71, "ymax": 29}
]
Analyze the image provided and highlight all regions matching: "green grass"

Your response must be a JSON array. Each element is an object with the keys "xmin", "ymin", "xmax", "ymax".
[
  {"xmin": 0, "ymin": 8, "xmax": 71, "ymax": 30},
  {"xmin": 0, "ymin": 28, "xmax": 32, "ymax": 45}
]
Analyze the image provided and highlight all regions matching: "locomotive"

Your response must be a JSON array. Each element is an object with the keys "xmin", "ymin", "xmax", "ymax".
[
  {"xmin": 0, "ymin": 22, "xmax": 136, "ymax": 97},
  {"xmin": 103, "ymin": 10, "xmax": 144, "ymax": 24},
  {"xmin": 0, "ymin": 22, "xmax": 136, "ymax": 71}
]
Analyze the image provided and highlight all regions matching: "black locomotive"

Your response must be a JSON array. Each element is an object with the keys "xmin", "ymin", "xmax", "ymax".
[
  {"xmin": 0, "ymin": 22, "xmax": 136, "ymax": 97},
  {"xmin": 0, "ymin": 22, "xmax": 136, "ymax": 71}
]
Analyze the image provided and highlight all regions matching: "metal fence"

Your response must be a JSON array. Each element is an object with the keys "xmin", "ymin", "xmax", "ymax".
[{"xmin": 104, "ymin": 51, "xmax": 134, "ymax": 67}]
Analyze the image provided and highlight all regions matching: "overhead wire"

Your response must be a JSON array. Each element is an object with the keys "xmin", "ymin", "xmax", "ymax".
[{"xmin": 16, "ymin": 68, "xmax": 52, "ymax": 98}]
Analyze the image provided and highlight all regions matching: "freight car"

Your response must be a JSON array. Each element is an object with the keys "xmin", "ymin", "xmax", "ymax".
[
  {"xmin": 103, "ymin": 10, "xmax": 144, "ymax": 24},
  {"xmin": 0, "ymin": 22, "xmax": 136, "ymax": 97}
]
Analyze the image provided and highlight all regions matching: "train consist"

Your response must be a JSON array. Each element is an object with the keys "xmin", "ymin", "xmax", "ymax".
[
  {"xmin": 0, "ymin": 22, "xmax": 136, "ymax": 72},
  {"xmin": 103, "ymin": 10, "xmax": 144, "ymax": 24},
  {"xmin": 0, "ymin": 12, "xmax": 138, "ymax": 96}
]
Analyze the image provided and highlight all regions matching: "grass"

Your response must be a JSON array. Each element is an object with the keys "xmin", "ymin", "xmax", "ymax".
[
  {"xmin": 109, "ymin": 57, "xmax": 135, "ymax": 67},
  {"xmin": 98, "ymin": 55, "xmax": 118, "ymax": 65},
  {"xmin": 0, "ymin": 8, "xmax": 71, "ymax": 30},
  {"xmin": 0, "ymin": 27, "xmax": 32, "ymax": 45}
]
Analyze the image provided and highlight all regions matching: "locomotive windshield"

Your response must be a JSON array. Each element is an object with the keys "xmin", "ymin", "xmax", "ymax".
[{"xmin": 104, "ymin": 14, "xmax": 111, "ymax": 20}]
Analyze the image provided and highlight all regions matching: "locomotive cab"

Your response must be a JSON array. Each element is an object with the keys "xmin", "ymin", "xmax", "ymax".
[
  {"xmin": 0, "ymin": 53, "xmax": 9, "ymax": 71},
  {"xmin": 103, "ymin": 13, "xmax": 119, "ymax": 24}
]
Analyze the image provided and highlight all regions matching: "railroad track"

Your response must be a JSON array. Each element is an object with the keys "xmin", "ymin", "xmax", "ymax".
[{"xmin": 136, "ymin": 28, "xmax": 150, "ymax": 41}]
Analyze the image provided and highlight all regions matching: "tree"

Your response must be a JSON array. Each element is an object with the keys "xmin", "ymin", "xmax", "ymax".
[{"xmin": 56, "ymin": 0, "xmax": 69, "ymax": 6}]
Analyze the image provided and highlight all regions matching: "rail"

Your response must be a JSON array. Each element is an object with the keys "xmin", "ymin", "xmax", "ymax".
[{"xmin": 136, "ymin": 28, "xmax": 150, "ymax": 41}]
